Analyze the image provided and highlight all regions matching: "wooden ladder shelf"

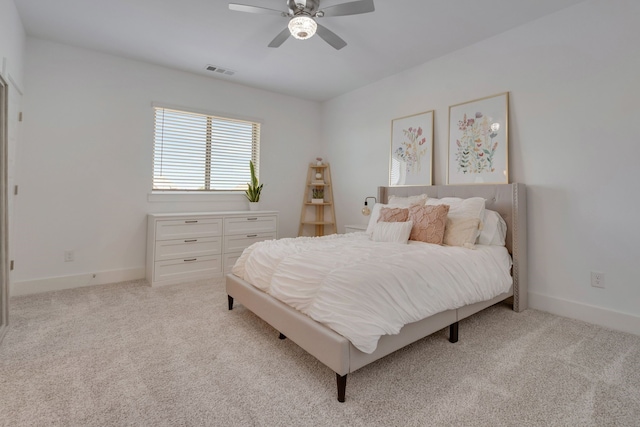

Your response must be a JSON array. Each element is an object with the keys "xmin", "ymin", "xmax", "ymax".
[{"xmin": 299, "ymin": 163, "xmax": 337, "ymax": 237}]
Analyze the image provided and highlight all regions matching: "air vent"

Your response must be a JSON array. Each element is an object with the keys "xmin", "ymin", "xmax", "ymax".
[{"xmin": 206, "ymin": 65, "xmax": 236, "ymax": 76}]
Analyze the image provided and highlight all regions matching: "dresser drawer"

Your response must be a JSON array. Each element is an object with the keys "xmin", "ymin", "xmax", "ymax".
[
  {"xmin": 224, "ymin": 232, "xmax": 276, "ymax": 253},
  {"xmin": 154, "ymin": 255, "xmax": 222, "ymax": 282},
  {"xmin": 154, "ymin": 237, "xmax": 222, "ymax": 261},
  {"xmin": 156, "ymin": 218, "xmax": 222, "ymax": 240},
  {"xmin": 224, "ymin": 215, "xmax": 277, "ymax": 235}
]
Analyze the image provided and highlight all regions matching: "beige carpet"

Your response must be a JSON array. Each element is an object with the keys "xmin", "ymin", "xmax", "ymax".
[{"xmin": 1, "ymin": 278, "xmax": 639, "ymax": 426}]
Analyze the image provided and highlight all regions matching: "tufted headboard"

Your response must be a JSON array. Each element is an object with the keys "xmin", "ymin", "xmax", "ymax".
[{"xmin": 378, "ymin": 183, "xmax": 527, "ymax": 312}]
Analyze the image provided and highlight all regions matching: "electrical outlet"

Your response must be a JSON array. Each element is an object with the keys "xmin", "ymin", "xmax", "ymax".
[
  {"xmin": 591, "ymin": 271, "xmax": 605, "ymax": 288},
  {"xmin": 64, "ymin": 251, "xmax": 74, "ymax": 262}
]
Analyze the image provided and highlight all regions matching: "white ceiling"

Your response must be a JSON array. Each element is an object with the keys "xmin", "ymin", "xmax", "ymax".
[{"xmin": 15, "ymin": 0, "xmax": 587, "ymax": 101}]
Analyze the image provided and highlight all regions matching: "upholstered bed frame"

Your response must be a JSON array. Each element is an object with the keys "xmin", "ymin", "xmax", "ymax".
[{"xmin": 226, "ymin": 183, "xmax": 527, "ymax": 402}]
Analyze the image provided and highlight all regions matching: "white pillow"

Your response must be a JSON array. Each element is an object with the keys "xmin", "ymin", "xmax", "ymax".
[
  {"xmin": 371, "ymin": 221, "xmax": 413, "ymax": 244},
  {"xmin": 478, "ymin": 209, "xmax": 507, "ymax": 246},
  {"xmin": 365, "ymin": 203, "xmax": 385, "ymax": 235},
  {"xmin": 444, "ymin": 217, "xmax": 481, "ymax": 249},
  {"xmin": 425, "ymin": 197, "xmax": 486, "ymax": 242},
  {"xmin": 387, "ymin": 193, "xmax": 428, "ymax": 207}
]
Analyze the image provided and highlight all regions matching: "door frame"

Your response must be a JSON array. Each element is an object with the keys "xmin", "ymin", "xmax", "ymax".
[{"xmin": 0, "ymin": 72, "xmax": 9, "ymax": 343}]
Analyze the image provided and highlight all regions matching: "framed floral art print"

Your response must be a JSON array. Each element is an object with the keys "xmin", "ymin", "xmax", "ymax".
[
  {"xmin": 389, "ymin": 110, "xmax": 434, "ymax": 186},
  {"xmin": 447, "ymin": 92, "xmax": 509, "ymax": 185}
]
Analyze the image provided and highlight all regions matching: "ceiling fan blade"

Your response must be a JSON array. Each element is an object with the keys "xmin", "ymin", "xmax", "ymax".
[
  {"xmin": 315, "ymin": 24, "xmax": 347, "ymax": 50},
  {"xmin": 229, "ymin": 3, "xmax": 286, "ymax": 16},
  {"xmin": 268, "ymin": 27, "xmax": 291, "ymax": 48},
  {"xmin": 319, "ymin": 0, "xmax": 375, "ymax": 17}
]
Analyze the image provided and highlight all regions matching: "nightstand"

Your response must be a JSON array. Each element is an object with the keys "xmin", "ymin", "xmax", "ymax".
[{"xmin": 344, "ymin": 224, "xmax": 367, "ymax": 233}]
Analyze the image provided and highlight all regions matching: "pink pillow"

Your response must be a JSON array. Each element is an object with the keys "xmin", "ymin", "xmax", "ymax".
[
  {"xmin": 378, "ymin": 207, "xmax": 409, "ymax": 223},
  {"xmin": 408, "ymin": 204, "xmax": 449, "ymax": 244}
]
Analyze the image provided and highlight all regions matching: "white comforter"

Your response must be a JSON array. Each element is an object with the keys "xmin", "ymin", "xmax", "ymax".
[{"xmin": 232, "ymin": 232, "xmax": 512, "ymax": 354}]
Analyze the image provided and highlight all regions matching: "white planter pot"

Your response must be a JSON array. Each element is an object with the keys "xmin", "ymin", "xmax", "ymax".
[
  {"xmin": 311, "ymin": 199, "xmax": 324, "ymax": 204},
  {"xmin": 249, "ymin": 202, "xmax": 260, "ymax": 211}
]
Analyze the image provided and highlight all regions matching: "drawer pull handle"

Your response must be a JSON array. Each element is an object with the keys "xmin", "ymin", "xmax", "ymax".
[
  {"xmin": 247, "ymin": 217, "xmax": 258, "ymax": 221},
  {"xmin": 184, "ymin": 258, "xmax": 197, "ymax": 262},
  {"xmin": 247, "ymin": 234, "xmax": 258, "ymax": 238},
  {"xmin": 185, "ymin": 220, "xmax": 198, "ymax": 223},
  {"xmin": 184, "ymin": 239, "xmax": 198, "ymax": 243}
]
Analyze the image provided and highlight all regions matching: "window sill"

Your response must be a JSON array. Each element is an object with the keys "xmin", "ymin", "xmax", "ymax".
[{"xmin": 148, "ymin": 191, "xmax": 246, "ymax": 203}]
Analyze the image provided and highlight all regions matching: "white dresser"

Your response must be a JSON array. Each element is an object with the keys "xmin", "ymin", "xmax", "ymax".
[{"xmin": 146, "ymin": 211, "xmax": 278, "ymax": 287}]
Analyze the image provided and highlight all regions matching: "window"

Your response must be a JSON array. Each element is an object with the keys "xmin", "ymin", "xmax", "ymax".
[{"xmin": 153, "ymin": 106, "xmax": 260, "ymax": 191}]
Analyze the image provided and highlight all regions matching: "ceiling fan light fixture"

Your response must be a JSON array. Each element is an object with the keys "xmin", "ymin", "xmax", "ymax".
[{"xmin": 288, "ymin": 16, "xmax": 317, "ymax": 40}]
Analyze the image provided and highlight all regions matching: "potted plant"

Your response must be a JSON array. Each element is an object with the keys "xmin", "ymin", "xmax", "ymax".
[
  {"xmin": 245, "ymin": 160, "xmax": 263, "ymax": 210},
  {"xmin": 311, "ymin": 188, "xmax": 324, "ymax": 204}
]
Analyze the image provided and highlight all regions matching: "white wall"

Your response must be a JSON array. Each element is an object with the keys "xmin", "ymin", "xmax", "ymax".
[
  {"xmin": 322, "ymin": 0, "xmax": 640, "ymax": 334},
  {"xmin": 0, "ymin": 0, "xmax": 24, "ymax": 86},
  {"xmin": 13, "ymin": 38, "xmax": 320, "ymax": 293}
]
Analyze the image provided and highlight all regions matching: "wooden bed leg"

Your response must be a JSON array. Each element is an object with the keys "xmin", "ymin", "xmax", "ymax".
[
  {"xmin": 228, "ymin": 295, "xmax": 234, "ymax": 310},
  {"xmin": 449, "ymin": 322, "xmax": 459, "ymax": 343},
  {"xmin": 278, "ymin": 333, "xmax": 287, "ymax": 340},
  {"xmin": 336, "ymin": 374, "xmax": 347, "ymax": 403}
]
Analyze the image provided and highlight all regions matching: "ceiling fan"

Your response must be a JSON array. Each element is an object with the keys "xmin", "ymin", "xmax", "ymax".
[{"xmin": 229, "ymin": 0, "xmax": 375, "ymax": 50}]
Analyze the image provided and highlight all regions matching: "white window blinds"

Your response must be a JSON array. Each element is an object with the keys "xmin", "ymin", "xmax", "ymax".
[{"xmin": 153, "ymin": 106, "xmax": 260, "ymax": 191}]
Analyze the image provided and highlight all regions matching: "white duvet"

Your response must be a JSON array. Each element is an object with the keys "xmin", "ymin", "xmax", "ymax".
[{"xmin": 232, "ymin": 232, "xmax": 512, "ymax": 354}]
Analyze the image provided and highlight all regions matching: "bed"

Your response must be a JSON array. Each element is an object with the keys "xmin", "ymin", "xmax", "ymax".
[{"xmin": 226, "ymin": 183, "xmax": 527, "ymax": 402}]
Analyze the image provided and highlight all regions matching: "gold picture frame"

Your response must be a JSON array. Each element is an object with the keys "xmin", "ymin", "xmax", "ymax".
[
  {"xmin": 389, "ymin": 110, "xmax": 434, "ymax": 186},
  {"xmin": 447, "ymin": 92, "xmax": 509, "ymax": 184}
]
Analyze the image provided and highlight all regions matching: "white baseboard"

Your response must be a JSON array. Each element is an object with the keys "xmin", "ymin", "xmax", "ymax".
[
  {"xmin": 10, "ymin": 267, "xmax": 146, "ymax": 297},
  {"xmin": 529, "ymin": 291, "xmax": 640, "ymax": 336}
]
